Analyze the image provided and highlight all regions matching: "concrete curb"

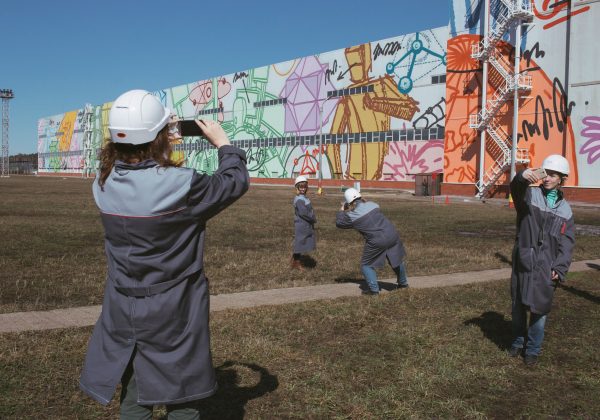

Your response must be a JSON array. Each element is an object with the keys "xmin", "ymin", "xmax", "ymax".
[{"xmin": 2, "ymin": 259, "xmax": 599, "ymax": 334}]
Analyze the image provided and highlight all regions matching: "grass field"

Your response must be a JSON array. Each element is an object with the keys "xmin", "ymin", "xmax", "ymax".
[
  {"xmin": 1, "ymin": 176, "xmax": 599, "ymax": 418},
  {"xmin": 1, "ymin": 270, "xmax": 599, "ymax": 418},
  {"xmin": 1, "ymin": 176, "xmax": 600, "ymax": 313}
]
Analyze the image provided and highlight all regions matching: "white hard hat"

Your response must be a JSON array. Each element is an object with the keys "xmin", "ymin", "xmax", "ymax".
[
  {"xmin": 108, "ymin": 90, "xmax": 171, "ymax": 145},
  {"xmin": 542, "ymin": 154, "xmax": 570, "ymax": 175},
  {"xmin": 344, "ymin": 187, "xmax": 362, "ymax": 204},
  {"xmin": 295, "ymin": 175, "xmax": 308, "ymax": 186}
]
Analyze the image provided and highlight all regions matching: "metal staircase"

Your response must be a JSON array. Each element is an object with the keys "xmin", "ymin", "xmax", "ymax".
[{"xmin": 469, "ymin": 0, "xmax": 534, "ymax": 198}]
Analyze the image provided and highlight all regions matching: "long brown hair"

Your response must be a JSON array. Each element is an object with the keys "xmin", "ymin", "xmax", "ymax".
[{"xmin": 98, "ymin": 126, "xmax": 181, "ymax": 189}]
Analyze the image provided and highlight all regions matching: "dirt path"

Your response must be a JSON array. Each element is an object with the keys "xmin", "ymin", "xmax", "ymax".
[{"xmin": 1, "ymin": 259, "xmax": 599, "ymax": 334}]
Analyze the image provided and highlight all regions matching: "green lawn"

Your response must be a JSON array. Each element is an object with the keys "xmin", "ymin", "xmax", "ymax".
[
  {"xmin": 1, "ymin": 271, "xmax": 599, "ymax": 418},
  {"xmin": 1, "ymin": 176, "xmax": 599, "ymax": 313}
]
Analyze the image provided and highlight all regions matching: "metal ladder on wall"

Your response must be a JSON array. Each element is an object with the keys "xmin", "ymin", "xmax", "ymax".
[
  {"xmin": 469, "ymin": 0, "xmax": 534, "ymax": 198},
  {"xmin": 82, "ymin": 104, "xmax": 95, "ymax": 178}
]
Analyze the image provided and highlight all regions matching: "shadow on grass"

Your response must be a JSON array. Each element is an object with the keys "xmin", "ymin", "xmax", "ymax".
[
  {"xmin": 299, "ymin": 255, "xmax": 317, "ymax": 269},
  {"xmin": 163, "ymin": 361, "xmax": 278, "ymax": 420},
  {"xmin": 333, "ymin": 276, "xmax": 397, "ymax": 291},
  {"xmin": 464, "ymin": 311, "xmax": 512, "ymax": 351},
  {"xmin": 560, "ymin": 284, "xmax": 600, "ymax": 304},
  {"xmin": 586, "ymin": 263, "xmax": 600, "ymax": 271},
  {"xmin": 494, "ymin": 252, "xmax": 512, "ymax": 266}
]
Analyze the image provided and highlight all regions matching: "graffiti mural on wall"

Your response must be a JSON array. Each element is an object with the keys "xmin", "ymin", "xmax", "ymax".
[
  {"xmin": 580, "ymin": 116, "xmax": 600, "ymax": 164},
  {"xmin": 443, "ymin": 34, "xmax": 481, "ymax": 183},
  {"xmin": 38, "ymin": 104, "xmax": 108, "ymax": 173},
  {"xmin": 39, "ymin": 27, "xmax": 448, "ymax": 181},
  {"xmin": 446, "ymin": 0, "xmax": 599, "ymax": 188},
  {"xmin": 444, "ymin": 34, "xmax": 579, "ymax": 186},
  {"xmin": 37, "ymin": 110, "xmax": 84, "ymax": 173},
  {"xmin": 532, "ymin": 0, "xmax": 591, "ymax": 30},
  {"xmin": 326, "ymin": 42, "xmax": 420, "ymax": 180},
  {"xmin": 385, "ymin": 31, "xmax": 447, "ymax": 94},
  {"xmin": 382, "ymin": 140, "xmax": 444, "ymax": 181}
]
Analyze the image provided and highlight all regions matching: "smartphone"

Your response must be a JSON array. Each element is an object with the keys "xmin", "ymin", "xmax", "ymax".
[
  {"xmin": 179, "ymin": 120, "xmax": 204, "ymax": 137},
  {"xmin": 532, "ymin": 167, "xmax": 547, "ymax": 179}
]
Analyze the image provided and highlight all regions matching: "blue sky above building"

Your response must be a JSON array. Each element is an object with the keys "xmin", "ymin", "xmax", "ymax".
[{"xmin": 1, "ymin": 0, "xmax": 449, "ymax": 154}]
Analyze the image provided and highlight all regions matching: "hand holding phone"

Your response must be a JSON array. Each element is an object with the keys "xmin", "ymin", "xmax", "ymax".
[
  {"xmin": 532, "ymin": 167, "xmax": 547, "ymax": 179},
  {"xmin": 196, "ymin": 120, "xmax": 231, "ymax": 148},
  {"xmin": 179, "ymin": 120, "xmax": 204, "ymax": 137},
  {"xmin": 523, "ymin": 167, "xmax": 547, "ymax": 183}
]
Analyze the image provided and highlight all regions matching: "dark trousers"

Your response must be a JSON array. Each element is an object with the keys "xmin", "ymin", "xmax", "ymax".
[{"xmin": 120, "ymin": 359, "xmax": 201, "ymax": 420}]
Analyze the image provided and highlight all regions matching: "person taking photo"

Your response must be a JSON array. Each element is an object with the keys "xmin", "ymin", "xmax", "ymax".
[
  {"xmin": 79, "ymin": 89, "xmax": 249, "ymax": 418},
  {"xmin": 335, "ymin": 188, "xmax": 408, "ymax": 295}
]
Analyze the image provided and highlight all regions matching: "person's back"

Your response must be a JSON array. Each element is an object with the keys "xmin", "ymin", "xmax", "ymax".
[
  {"xmin": 343, "ymin": 201, "xmax": 398, "ymax": 248},
  {"xmin": 94, "ymin": 155, "xmax": 246, "ymax": 290},
  {"xmin": 80, "ymin": 90, "xmax": 249, "ymax": 418},
  {"xmin": 336, "ymin": 188, "xmax": 408, "ymax": 294}
]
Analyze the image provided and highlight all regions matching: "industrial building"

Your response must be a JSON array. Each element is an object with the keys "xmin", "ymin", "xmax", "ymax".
[{"xmin": 37, "ymin": 0, "xmax": 600, "ymax": 203}]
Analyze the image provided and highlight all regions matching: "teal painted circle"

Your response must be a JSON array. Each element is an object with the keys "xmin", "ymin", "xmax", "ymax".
[
  {"xmin": 398, "ymin": 76, "xmax": 413, "ymax": 94},
  {"xmin": 411, "ymin": 39, "xmax": 423, "ymax": 52}
]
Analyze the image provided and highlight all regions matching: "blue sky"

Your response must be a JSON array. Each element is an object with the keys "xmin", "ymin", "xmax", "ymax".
[{"xmin": 1, "ymin": 0, "xmax": 449, "ymax": 154}]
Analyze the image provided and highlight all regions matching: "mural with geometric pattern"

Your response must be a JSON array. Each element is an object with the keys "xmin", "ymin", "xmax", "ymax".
[{"xmin": 38, "ymin": 27, "xmax": 448, "ymax": 181}]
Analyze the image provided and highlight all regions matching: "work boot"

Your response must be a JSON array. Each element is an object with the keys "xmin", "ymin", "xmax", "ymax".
[
  {"xmin": 508, "ymin": 347, "xmax": 522, "ymax": 358},
  {"xmin": 361, "ymin": 290, "xmax": 379, "ymax": 296},
  {"xmin": 290, "ymin": 257, "xmax": 304, "ymax": 271},
  {"xmin": 524, "ymin": 354, "xmax": 538, "ymax": 366}
]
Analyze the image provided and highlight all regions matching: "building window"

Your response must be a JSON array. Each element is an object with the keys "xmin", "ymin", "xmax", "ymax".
[
  {"xmin": 431, "ymin": 74, "xmax": 446, "ymax": 84},
  {"xmin": 326, "ymin": 84, "xmax": 375, "ymax": 99},
  {"xmin": 198, "ymin": 106, "xmax": 224, "ymax": 116},
  {"xmin": 254, "ymin": 97, "xmax": 287, "ymax": 108}
]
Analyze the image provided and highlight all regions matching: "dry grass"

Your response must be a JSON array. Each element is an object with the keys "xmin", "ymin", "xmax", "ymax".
[
  {"xmin": 1, "ymin": 270, "xmax": 599, "ymax": 418},
  {"xmin": 1, "ymin": 176, "xmax": 599, "ymax": 313}
]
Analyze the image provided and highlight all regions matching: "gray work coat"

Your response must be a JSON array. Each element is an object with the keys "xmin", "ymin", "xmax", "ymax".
[
  {"xmin": 293, "ymin": 195, "xmax": 317, "ymax": 253},
  {"xmin": 80, "ymin": 145, "xmax": 249, "ymax": 406},
  {"xmin": 510, "ymin": 171, "xmax": 575, "ymax": 315},
  {"xmin": 336, "ymin": 201, "xmax": 405, "ymax": 268}
]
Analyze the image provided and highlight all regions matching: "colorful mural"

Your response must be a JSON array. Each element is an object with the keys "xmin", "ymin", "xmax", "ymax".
[
  {"xmin": 37, "ymin": 110, "xmax": 85, "ymax": 173},
  {"xmin": 38, "ymin": 1, "xmax": 598, "ymax": 190},
  {"xmin": 38, "ymin": 27, "xmax": 448, "ymax": 181},
  {"xmin": 446, "ymin": 0, "xmax": 599, "ymax": 188},
  {"xmin": 37, "ymin": 103, "xmax": 109, "ymax": 174}
]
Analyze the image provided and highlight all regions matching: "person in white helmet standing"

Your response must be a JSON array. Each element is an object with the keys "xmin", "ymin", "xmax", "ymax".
[
  {"xmin": 291, "ymin": 175, "xmax": 317, "ymax": 269},
  {"xmin": 508, "ymin": 154, "xmax": 575, "ymax": 366},
  {"xmin": 79, "ymin": 90, "xmax": 249, "ymax": 418},
  {"xmin": 336, "ymin": 188, "xmax": 408, "ymax": 295}
]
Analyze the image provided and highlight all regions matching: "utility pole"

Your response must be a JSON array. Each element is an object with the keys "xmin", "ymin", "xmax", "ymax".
[{"xmin": 0, "ymin": 89, "xmax": 14, "ymax": 177}]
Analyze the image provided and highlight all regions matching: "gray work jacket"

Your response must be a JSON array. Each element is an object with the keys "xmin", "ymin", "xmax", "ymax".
[
  {"xmin": 510, "ymin": 171, "xmax": 575, "ymax": 315},
  {"xmin": 336, "ymin": 201, "xmax": 406, "ymax": 268},
  {"xmin": 293, "ymin": 195, "xmax": 317, "ymax": 253},
  {"xmin": 80, "ymin": 145, "xmax": 249, "ymax": 406}
]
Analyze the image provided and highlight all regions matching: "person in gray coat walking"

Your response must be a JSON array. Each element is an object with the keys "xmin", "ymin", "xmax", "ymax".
[
  {"xmin": 336, "ymin": 188, "xmax": 408, "ymax": 295},
  {"xmin": 79, "ymin": 90, "xmax": 249, "ymax": 418},
  {"xmin": 509, "ymin": 154, "xmax": 575, "ymax": 366},
  {"xmin": 291, "ymin": 175, "xmax": 317, "ymax": 270}
]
